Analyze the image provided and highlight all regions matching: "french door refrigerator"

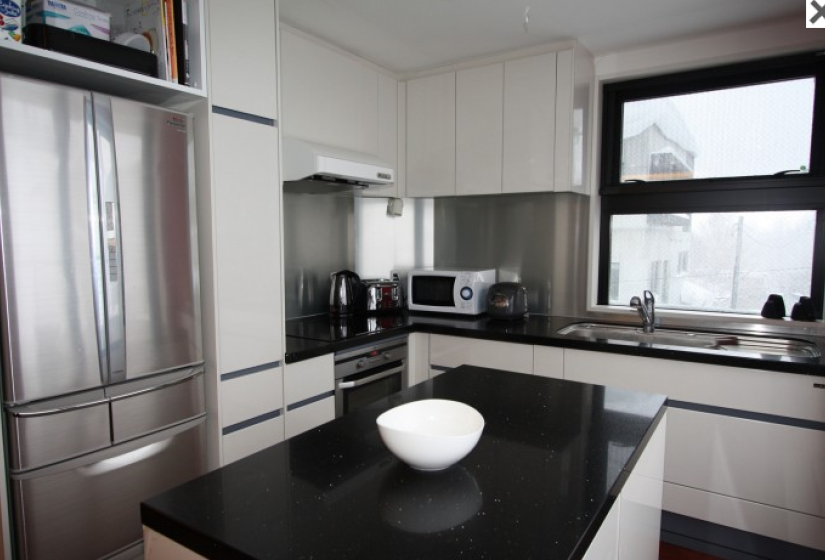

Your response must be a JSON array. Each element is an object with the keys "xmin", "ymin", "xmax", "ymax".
[{"xmin": 0, "ymin": 73, "xmax": 207, "ymax": 559}]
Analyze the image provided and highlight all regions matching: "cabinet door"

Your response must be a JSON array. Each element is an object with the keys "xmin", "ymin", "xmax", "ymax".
[
  {"xmin": 533, "ymin": 346, "xmax": 564, "ymax": 379},
  {"xmin": 209, "ymin": 0, "xmax": 277, "ymax": 118},
  {"xmin": 212, "ymin": 115, "xmax": 282, "ymax": 374},
  {"xmin": 502, "ymin": 52, "xmax": 557, "ymax": 193},
  {"xmin": 280, "ymin": 29, "xmax": 378, "ymax": 154},
  {"xmin": 429, "ymin": 335, "xmax": 533, "ymax": 374},
  {"xmin": 406, "ymin": 72, "xmax": 456, "ymax": 197},
  {"xmin": 456, "ymin": 64, "xmax": 503, "ymax": 195},
  {"xmin": 361, "ymin": 73, "xmax": 399, "ymax": 198}
]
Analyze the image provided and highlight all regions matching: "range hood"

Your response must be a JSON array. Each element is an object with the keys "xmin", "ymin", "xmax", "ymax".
[{"xmin": 282, "ymin": 137, "xmax": 394, "ymax": 191}]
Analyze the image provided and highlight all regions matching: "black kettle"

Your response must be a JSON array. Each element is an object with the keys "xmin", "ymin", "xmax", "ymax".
[{"xmin": 329, "ymin": 270, "xmax": 363, "ymax": 316}]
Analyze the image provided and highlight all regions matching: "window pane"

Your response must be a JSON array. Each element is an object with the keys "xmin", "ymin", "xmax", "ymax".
[
  {"xmin": 621, "ymin": 79, "xmax": 815, "ymax": 182},
  {"xmin": 608, "ymin": 211, "xmax": 816, "ymax": 314}
]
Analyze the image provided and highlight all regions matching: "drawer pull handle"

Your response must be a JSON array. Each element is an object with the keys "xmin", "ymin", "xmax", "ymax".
[{"xmin": 815, "ymin": 383, "xmax": 825, "ymax": 390}]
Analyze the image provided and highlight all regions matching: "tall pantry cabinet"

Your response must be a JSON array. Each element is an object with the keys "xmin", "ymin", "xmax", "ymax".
[{"xmin": 197, "ymin": 0, "xmax": 285, "ymax": 468}]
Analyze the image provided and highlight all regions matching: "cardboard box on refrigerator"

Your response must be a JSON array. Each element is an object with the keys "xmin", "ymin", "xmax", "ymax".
[{"xmin": 25, "ymin": 0, "xmax": 111, "ymax": 40}]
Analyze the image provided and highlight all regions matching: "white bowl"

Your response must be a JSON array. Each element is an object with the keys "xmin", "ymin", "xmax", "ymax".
[{"xmin": 376, "ymin": 399, "xmax": 484, "ymax": 471}]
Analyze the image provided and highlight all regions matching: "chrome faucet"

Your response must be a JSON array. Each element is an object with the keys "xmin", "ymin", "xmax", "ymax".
[{"xmin": 630, "ymin": 290, "xmax": 656, "ymax": 333}]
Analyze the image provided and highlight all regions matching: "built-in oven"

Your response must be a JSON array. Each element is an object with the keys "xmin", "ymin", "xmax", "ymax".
[{"xmin": 334, "ymin": 335, "xmax": 408, "ymax": 418}]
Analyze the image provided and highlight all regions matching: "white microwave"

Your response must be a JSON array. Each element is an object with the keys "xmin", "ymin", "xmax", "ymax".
[{"xmin": 407, "ymin": 268, "xmax": 496, "ymax": 315}]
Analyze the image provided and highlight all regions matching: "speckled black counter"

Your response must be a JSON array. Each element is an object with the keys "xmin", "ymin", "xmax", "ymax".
[
  {"xmin": 142, "ymin": 366, "xmax": 667, "ymax": 560},
  {"xmin": 284, "ymin": 313, "xmax": 825, "ymax": 376}
]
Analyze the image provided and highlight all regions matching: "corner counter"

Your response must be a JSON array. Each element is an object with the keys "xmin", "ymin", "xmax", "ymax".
[{"xmin": 142, "ymin": 366, "xmax": 667, "ymax": 560}]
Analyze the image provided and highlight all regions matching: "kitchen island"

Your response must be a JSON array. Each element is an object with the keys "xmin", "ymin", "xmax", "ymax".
[{"xmin": 142, "ymin": 366, "xmax": 667, "ymax": 560}]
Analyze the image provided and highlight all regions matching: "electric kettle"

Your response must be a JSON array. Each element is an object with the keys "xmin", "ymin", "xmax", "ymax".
[{"xmin": 329, "ymin": 270, "xmax": 363, "ymax": 316}]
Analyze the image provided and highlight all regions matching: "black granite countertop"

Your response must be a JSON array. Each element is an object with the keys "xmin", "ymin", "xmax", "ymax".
[
  {"xmin": 142, "ymin": 366, "xmax": 667, "ymax": 560},
  {"xmin": 285, "ymin": 313, "xmax": 825, "ymax": 377}
]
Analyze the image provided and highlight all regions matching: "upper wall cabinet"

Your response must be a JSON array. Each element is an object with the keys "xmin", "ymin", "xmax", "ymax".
[
  {"xmin": 209, "ymin": 0, "xmax": 277, "ymax": 118},
  {"xmin": 0, "ymin": 0, "xmax": 207, "ymax": 107},
  {"xmin": 281, "ymin": 28, "xmax": 377, "ymax": 155},
  {"xmin": 406, "ymin": 71, "xmax": 456, "ymax": 197},
  {"xmin": 554, "ymin": 47, "xmax": 593, "ymax": 194},
  {"xmin": 502, "ymin": 52, "xmax": 557, "ymax": 193},
  {"xmin": 456, "ymin": 63, "xmax": 503, "ymax": 196},
  {"xmin": 405, "ymin": 43, "xmax": 593, "ymax": 197},
  {"xmin": 279, "ymin": 26, "xmax": 400, "ymax": 197}
]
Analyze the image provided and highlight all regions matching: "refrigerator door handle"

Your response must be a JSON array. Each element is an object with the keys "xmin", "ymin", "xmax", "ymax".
[
  {"xmin": 86, "ymin": 94, "xmax": 109, "ymax": 385},
  {"xmin": 9, "ymin": 396, "xmax": 110, "ymax": 418},
  {"xmin": 93, "ymin": 94, "xmax": 126, "ymax": 384}
]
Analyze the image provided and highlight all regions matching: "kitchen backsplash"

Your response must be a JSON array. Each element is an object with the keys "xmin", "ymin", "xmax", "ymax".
[{"xmin": 283, "ymin": 191, "xmax": 589, "ymax": 319}]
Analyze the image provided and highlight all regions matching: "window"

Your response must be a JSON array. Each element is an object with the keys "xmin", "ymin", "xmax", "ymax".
[{"xmin": 599, "ymin": 51, "xmax": 825, "ymax": 318}]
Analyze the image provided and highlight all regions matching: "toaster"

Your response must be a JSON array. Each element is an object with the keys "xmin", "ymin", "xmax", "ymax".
[{"xmin": 486, "ymin": 282, "xmax": 528, "ymax": 320}]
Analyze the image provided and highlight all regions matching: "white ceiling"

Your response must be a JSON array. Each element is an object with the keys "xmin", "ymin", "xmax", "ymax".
[{"xmin": 278, "ymin": 0, "xmax": 804, "ymax": 75}]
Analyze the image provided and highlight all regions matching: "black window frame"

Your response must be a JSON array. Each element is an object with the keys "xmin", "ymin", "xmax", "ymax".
[{"xmin": 598, "ymin": 50, "xmax": 825, "ymax": 318}]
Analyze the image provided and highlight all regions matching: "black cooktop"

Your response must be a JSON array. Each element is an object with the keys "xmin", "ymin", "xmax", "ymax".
[{"xmin": 285, "ymin": 313, "xmax": 409, "ymax": 343}]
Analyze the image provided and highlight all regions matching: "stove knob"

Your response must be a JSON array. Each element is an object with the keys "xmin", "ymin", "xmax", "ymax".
[
  {"xmin": 382, "ymin": 352, "xmax": 391, "ymax": 360},
  {"xmin": 356, "ymin": 358, "xmax": 366, "ymax": 369}
]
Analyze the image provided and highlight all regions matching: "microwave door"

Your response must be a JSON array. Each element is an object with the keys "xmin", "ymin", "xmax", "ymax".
[{"xmin": 0, "ymin": 75, "xmax": 105, "ymax": 404}]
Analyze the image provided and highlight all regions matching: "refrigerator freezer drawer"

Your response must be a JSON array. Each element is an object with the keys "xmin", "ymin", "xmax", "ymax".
[
  {"xmin": 6, "ymin": 393, "xmax": 111, "ymax": 472},
  {"xmin": 110, "ymin": 368, "xmax": 206, "ymax": 444},
  {"xmin": 11, "ymin": 417, "xmax": 206, "ymax": 560}
]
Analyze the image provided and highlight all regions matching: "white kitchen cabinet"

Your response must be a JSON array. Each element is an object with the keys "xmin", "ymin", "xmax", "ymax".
[
  {"xmin": 280, "ymin": 27, "xmax": 380, "ymax": 156},
  {"xmin": 618, "ymin": 413, "xmax": 666, "ymax": 560},
  {"xmin": 563, "ymin": 348, "xmax": 825, "ymax": 553},
  {"xmin": 222, "ymin": 415, "xmax": 284, "ymax": 465},
  {"xmin": 220, "ymin": 365, "xmax": 284, "ymax": 465},
  {"xmin": 406, "ymin": 72, "xmax": 457, "ymax": 197},
  {"xmin": 404, "ymin": 44, "xmax": 592, "ymax": 198},
  {"xmin": 563, "ymin": 349, "xmax": 825, "ymax": 422},
  {"xmin": 361, "ymin": 73, "xmax": 401, "ymax": 198},
  {"xmin": 284, "ymin": 354, "xmax": 335, "ymax": 439},
  {"xmin": 583, "ymin": 413, "xmax": 666, "ymax": 560},
  {"xmin": 199, "ymin": 9, "xmax": 283, "ymax": 467},
  {"xmin": 456, "ymin": 63, "xmax": 503, "ymax": 195},
  {"xmin": 208, "ymin": 0, "xmax": 277, "ymax": 118},
  {"xmin": 211, "ymin": 114, "xmax": 283, "ymax": 374},
  {"xmin": 145, "ymin": 527, "xmax": 208, "ymax": 559},
  {"xmin": 502, "ymin": 52, "xmax": 557, "ymax": 193},
  {"xmin": 554, "ymin": 45, "xmax": 593, "ymax": 194},
  {"xmin": 666, "ymin": 407, "xmax": 825, "ymax": 517},
  {"xmin": 532, "ymin": 345, "xmax": 564, "ymax": 378},
  {"xmin": 664, "ymin": 480, "xmax": 825, "ymax": 553},
  {"xmin": 221, "ymin": 366, "xmax": 284, "ymax": 429},
  {"xmin": 429, "ymin": 334, "xmax": 533, "ymax": 374},
  {"xmin": 583, "ymin": 499, "xmax": 619, "ymax": 560},
  {"xmin": 407, "ymin": 333, "xmax": 431, "ymax": 386}
]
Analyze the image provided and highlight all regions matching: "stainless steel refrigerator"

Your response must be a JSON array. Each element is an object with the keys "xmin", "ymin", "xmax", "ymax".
[{"xmin": 0, "ymin": 73, "xmax": 207, "ymax": 559}]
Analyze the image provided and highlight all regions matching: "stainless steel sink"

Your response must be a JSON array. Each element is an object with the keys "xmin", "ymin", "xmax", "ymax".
[{"xmin": 556, "ymin": 322, "xmax": 821, "ymax": 361}]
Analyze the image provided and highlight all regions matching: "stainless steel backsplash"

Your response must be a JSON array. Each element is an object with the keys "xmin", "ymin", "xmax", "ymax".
[
  {"xmin": 433, "ymin": 192, "xmax": 589, "ymax": 317},
  {"xmin": 283, "ymin": 191, "xmax": 589, "ymax": 319}
]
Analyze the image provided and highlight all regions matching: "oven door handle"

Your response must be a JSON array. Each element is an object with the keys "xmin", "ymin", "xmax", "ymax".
[{"xmin": 337, "ymin": 365, "xmax": 405, "ymax": 390}]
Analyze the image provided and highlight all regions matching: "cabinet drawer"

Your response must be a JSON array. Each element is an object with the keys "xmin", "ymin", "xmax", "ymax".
[
  {"xmin": 220, "ymin": 365, "xmax": 283, "ymax": 428},
  {"xmin": 222, "ymin": 416, "xmax": 283, "ymax": 465},
  {"xmin": 664, "ymin": 482, "xmax": 825, "ymax": 552},
  {"xmin": 563, "ymin": 349, "xmax": 825, "ymax": 422},
  {"xmin": 666, "ymin": 407, "xmax": 825, "ymax": 518},
  {"xmin": 284, "ymin": 354, "xmax": 334, "ymax": 406},
  {"xmin": 285, "ymin": 396, "xmax": 335, "ymax": 439},
  {"xmin": 430, "ymin": 334, "xmax": 533, "ymax": 374}
]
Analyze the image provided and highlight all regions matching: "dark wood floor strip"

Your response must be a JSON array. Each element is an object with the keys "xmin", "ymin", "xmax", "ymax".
[{"xmin": 660, "ymin": 542, "xmax": 725, "ymax": 560}]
